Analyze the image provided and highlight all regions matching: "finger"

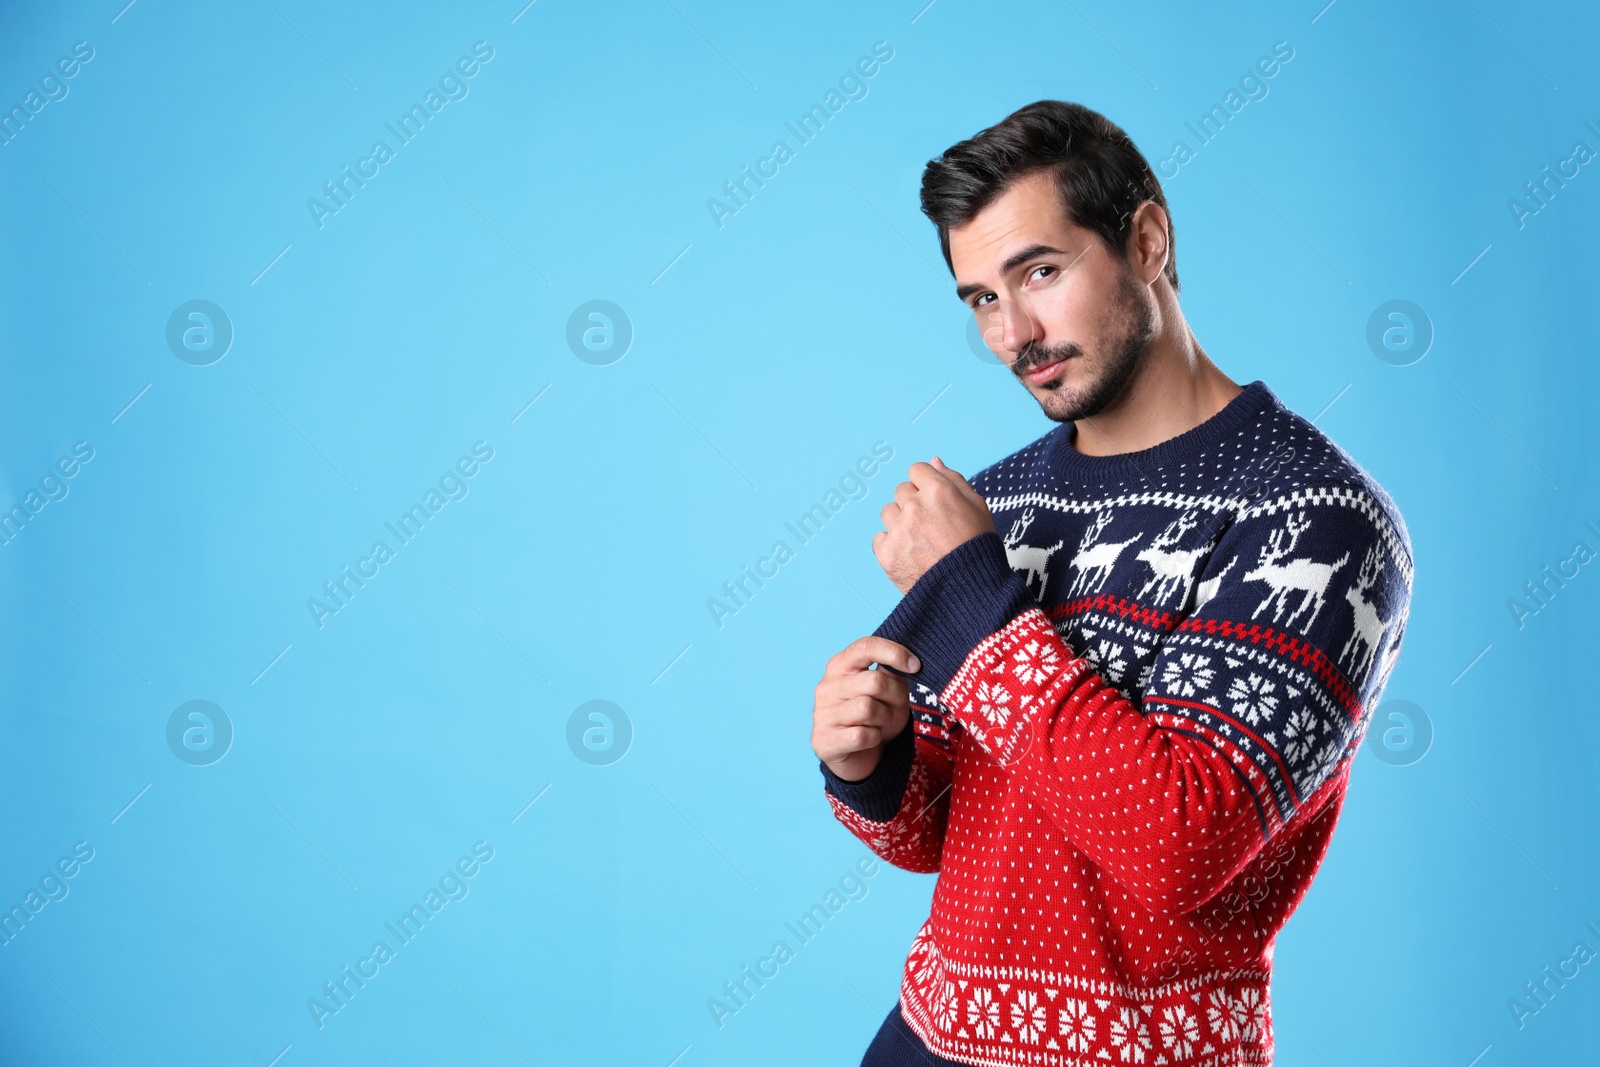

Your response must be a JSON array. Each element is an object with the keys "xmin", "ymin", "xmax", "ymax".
[
  {"xmin": 843, "ymin": 666, "xmax": 909, "ymax": 703},
  {"xmin": 931, "ymin": 455, "xmax": 967, "ymax": 482},
  {"xmin": 931, "ymin": 456, "xmax": 987, "ymax": 511},
  {"xmin": 821, "ymin": 662, "xmax": 906, "ymax": 706},
  {"xmin": 904, "ymin": 460, "xmax": 944, "ymax": 490},
  {"xmin": 871, "ymin": 528, "xmax": 890, "ymax": 565},
  {"xmin": 910, "ymin": 460, "xmax": 970, "ymax": 507},
  {"xmin": 829, "ymin": 694, "xmax": 900, "ymax": 729},
  {"xmin": 825, "ymin": 724, "xmax": 883, "ymax": 757},
  {"xmin": 834, "ymin": 635, "xmax": 921, "ymax": 675}
]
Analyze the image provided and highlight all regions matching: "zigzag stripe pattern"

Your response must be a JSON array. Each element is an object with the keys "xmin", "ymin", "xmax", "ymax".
[
  {"xmin": 1176, "ymin": 617, "xmax": 1362, "ymax": 717},
  {"xmin": 1048, "ymin": 591, "xmax": 1186, "ymax": 632}
]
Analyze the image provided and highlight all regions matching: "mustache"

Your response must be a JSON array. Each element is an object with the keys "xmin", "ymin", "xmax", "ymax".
[{"xmin": 1012, "ymin": 341, "xmax": 1081, "ymax": 378}]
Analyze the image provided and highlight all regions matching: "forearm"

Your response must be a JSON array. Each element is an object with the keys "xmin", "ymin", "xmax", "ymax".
[
  {"xmin": 936, "ymin": 604, "xmax": 1272, "ymax": 910},
  {"xmin": 876, "ymin": 532, "xmax": 1278, "ymax": 911}
]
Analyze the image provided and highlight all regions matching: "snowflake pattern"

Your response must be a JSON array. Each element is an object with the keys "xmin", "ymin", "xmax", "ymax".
[
  {"xmin": 1136, "ymin": 660, "xmax": 1157, "ymax": 693},
  {"xmin": 1205, "ymin": 988, "xmax": 1245, "ymax": 1043},
  {"xmin": 1225, "ymin": 671, "xmax": 1278, "ymax": 725},
  {"xmin": 1087, "ymin": 637, "xmax": 1129, "ymax": 685},
  {"xmin": 1109, "ymin": 1006, "xmax": 1151, "ymax": 1063},
  {"xmin": 891, "ymin": 924, "xmax": 1283, "ymax": 1067},
  {"xmin": 1058, "ymin": 997, "xmax": 1097, "ymax": 1052},
  {"xmin": 1296, "ymin": 734, "xmax": 1345, "ymax": 795},
  {"xmin": 1010, "ymin": 638, "xmax": 1061, "ymax": 686},
  {"xmin": 1010, "ymin": 989, "xmax": 1047, "ymax": 1045},
  {"xmin": 967, "ymin": 986, "xmax": 1000, "ymax": 1039},
  {"xmin": 1235, "ymin": 987, "xmax": 1265, "ymax": 1043},
  {"xmin": 1159, "ymin": 651, "xmax": 1215, "ymax": 697},
  {"xmin": 911, "ymin": 939, "xmax": 943, "ymax": 989},
  {"xmin": 1157, "ymin": 1004, "xmax": 1200, "ymax": 1060},
  {"xmin": 936, "ymin": 979, "xmax": 960, "ymax": 1034},
  {"xmin": 1281, "ymin": 704, "xmax": 1318, "ymax": 764},
  {"xmin": 972, "ymin": 679, "xmax": 1013, "ymax": 730},
  {"xmin": 899, "ymin": 969, "xmax": 1278, "ymax": 1066}
]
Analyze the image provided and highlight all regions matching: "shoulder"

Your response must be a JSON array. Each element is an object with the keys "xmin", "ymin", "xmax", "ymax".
[{"xmin": 1240, "ymin": 390, "xmax": 1414, "ymax": 586}]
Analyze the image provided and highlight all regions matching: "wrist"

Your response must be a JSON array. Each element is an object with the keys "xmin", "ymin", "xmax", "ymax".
[
  {"xmin": 820, "ymin": 725, "xmax": 916, "ymax": 821},
  {"xmin": 824, "ymin": 746, "xmax": 882, "ymax": 783}
]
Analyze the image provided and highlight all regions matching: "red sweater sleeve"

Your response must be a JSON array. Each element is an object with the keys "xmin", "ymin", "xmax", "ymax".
[
  {"xmin": 872, "ymin": 494, "xmax": 1412, "ymax": 915},
  {"xmin": 820, "ymin": 693, "xmax": 957, "ymax": 873},
  {"xmin": 936, "ymin": 606, "xmax": 1271, "ymax": 913}
]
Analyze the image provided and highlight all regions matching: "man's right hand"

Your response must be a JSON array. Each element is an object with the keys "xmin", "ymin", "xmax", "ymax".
[{"xmin": 811, "ymin": 637, "xmax": 920, "ymax": 783}]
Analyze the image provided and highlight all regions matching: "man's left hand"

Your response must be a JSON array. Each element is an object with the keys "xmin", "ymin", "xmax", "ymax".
[{"xmin": 873, "ymin": 456, "xmax": 996, "ymax": 594}]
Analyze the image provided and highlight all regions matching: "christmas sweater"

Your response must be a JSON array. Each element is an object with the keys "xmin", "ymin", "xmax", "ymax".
[{"xmin": 821, "ymin": 380, "xmax": 1413, "ymax": 1067}]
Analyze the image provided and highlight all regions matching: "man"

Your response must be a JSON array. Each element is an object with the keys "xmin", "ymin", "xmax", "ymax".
[{"xmin": 811, "ymin": 100, "xmax": 1413, "ymax": 1066}]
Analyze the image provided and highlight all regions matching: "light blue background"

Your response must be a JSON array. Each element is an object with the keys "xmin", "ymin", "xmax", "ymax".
[{"xmin": 2, "ymin": 1, "xmax": 1596, "ymax": 1064}]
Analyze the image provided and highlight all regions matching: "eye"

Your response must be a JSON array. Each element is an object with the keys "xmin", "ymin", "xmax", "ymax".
[
  {"xmin": 972, "ymin": 293, "xmax": 995, "ymax": 308},
  {"xmin": 1029, "ymin": 264, "xmax": 1056, "ymax": 283}
]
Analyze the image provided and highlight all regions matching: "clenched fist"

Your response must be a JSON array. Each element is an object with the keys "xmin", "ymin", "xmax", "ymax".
[
  {"xmin": 873, "ymin": 456, "xmax": 995, "ymax": 594},
  {"xmin": 811, "ymin": 636, "xmax": 921, "ymax": 782}
]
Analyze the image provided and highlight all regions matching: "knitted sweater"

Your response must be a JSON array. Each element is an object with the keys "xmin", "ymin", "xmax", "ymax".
[{"xmin": 820, "ymin": 380, "xmax": 1413, "ymax": 1067}]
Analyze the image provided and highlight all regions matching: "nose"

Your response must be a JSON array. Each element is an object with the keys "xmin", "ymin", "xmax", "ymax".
[{"xmin": 976, "ymin": 298, "xmax": 1040, "ymax": 364}]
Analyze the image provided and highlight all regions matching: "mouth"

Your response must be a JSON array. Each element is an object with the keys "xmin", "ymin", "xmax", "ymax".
[{"xmin": 1023, "ymin": 357, "xmax": 1070, "ymax": 385}]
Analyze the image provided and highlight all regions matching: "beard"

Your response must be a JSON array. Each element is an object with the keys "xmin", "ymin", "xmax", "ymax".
[{"xmin": 1011, "ymin": 266, "xmax": 1155, "ymax": 424}]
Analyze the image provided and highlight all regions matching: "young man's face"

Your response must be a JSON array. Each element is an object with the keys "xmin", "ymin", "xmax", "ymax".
[{"xmin": 949, "ymin": 168, "xmax": 1155, "ymax": 424}]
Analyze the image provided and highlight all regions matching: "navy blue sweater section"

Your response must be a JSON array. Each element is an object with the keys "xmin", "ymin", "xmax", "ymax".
[{"xmin": 817, "ymin": 379, "xmax": 1415, "ymax": 825}]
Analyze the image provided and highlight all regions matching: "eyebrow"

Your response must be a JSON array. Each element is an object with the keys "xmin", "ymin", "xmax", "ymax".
[{"xmin": 954, "ymin": 243, "xmax": 1068, "ymax": 303}]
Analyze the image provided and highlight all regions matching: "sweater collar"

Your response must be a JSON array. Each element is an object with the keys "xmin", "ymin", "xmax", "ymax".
[{"xmin": 1045, "ymin": 379, "xmax": 1277, "ymax": 479}]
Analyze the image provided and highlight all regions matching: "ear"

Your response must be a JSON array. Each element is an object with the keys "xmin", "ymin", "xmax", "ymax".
[{"xmin": 1125, "ymin": 200, "xmax": 1171, "ymax": 287}]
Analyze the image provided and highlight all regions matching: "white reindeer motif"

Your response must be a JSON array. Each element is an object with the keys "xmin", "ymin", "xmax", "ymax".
[
  {"xmin": 1002, "ymin": 508, "xmax": 1065, "ymax": 597},
  {"xmin": 1191, "ymin": 554, "xmax": 1237, "ymax": 613},
  {"xmin": 1067, "ymin": 511, "xmax": 1139, "ymax": 595},
  {"xmin": 1340, "ymin": 543, "xmax": 1392, "ymax": 677},
  {"xmin": 1135, "ymin": 510, "xmax": 1209, "ymax": 607},
  {"xmin": 1242, "ymin": 511, "xmax": 1351, "ymax": 629}
]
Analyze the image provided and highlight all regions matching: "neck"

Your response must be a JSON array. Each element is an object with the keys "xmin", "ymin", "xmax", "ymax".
[{"xmin": 1070, "ymin": 317, "xmax": 1240, "ymax": 457}]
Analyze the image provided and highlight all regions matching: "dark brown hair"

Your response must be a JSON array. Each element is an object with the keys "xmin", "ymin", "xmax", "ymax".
[{"xmin": 919, "ymin": 100, "xmax": 1178, "ymax": 291}]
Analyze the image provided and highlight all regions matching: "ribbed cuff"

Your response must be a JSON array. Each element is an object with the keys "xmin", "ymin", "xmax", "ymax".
[
  {"xmin": 819, "ymin": 721, "xmax": 915, "ymax": 821},
  {"xmin": 872, "ymin": 531, "xmax": 1037, "ymax": 699}
]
